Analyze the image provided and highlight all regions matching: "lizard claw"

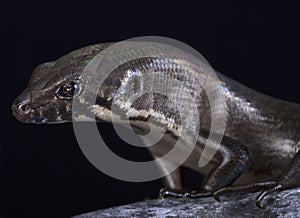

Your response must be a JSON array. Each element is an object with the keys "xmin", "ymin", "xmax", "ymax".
[
  {"xmin": 255, "ymin": 184, "xmax": 282, "ymax": 209},
  {"xmin": 159, "ymin": 187, "xmax": 166, "ymax": 200},
  {"xmin": 213, "ymin": 188, "xmax": 225, "ymax": 202},
  {"xmin": 255, "ymin": 193, "xmax": 265, "ymax": 209}
]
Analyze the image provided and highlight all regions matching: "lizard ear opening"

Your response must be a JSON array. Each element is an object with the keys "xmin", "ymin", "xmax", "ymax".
[{"xmin": 28, "ymin": 61, "xmax": 56, "ymax": 85}]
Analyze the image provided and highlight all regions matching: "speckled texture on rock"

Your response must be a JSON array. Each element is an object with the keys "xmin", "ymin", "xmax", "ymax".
[{"xmin": 73, "ymin": 188, "xmax": 300, "ymax": 218}]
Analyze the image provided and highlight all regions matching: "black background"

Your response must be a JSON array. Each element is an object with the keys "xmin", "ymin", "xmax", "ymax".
[{"xmin": 1, "ymin": 1, "xmax": 300, "ymax": 217}]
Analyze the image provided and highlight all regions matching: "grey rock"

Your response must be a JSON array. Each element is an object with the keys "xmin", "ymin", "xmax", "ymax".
[{"xmin": 74, "ymin": 188, "xmax": 300, "ymax": 218}]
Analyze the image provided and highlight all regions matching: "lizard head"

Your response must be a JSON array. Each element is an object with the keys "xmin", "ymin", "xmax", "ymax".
[{"xmin": 12, "ymin": 43, "xmax": 117, "ymax": 124}]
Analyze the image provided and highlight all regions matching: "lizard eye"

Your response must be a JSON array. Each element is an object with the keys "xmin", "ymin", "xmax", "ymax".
[{"xmin": 55, "ymin": 82, "xmax": 79, "ymax": 99}]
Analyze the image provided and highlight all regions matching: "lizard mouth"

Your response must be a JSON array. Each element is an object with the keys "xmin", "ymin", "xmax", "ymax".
[
  {"xmin": 12, "ymin": 99, "xmax": 72, "ymax": 124},
  {"xmin": 12, "ymin": 103, "xmax": 43, "ymax": 124}
]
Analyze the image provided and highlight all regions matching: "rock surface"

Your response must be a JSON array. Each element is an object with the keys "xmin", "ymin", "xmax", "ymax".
[{"xmin": 74, "ymin": 188, "xmax": 300, "ymax": 217}]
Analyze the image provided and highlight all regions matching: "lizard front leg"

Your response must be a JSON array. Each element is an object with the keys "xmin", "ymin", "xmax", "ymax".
[
  {"xmin": 160, "ymin": 134, "xmax": 249, "ymax": 199},
  {"xmin": 151, "ymin": 154, "xmax": 183, "ymax": 190},
  {"xmin": 214, "ymin": 149, "xmax": 300, "ymax": 208}
]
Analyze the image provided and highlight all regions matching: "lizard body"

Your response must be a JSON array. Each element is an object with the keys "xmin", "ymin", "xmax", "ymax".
[{"xmin": 12, "ymin": 42, "xmax": 300, "ymax": 207}]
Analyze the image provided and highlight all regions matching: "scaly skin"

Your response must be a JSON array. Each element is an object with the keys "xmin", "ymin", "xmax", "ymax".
[{"xmin": 12, "ymin": 42, "xmax": 300, "ymax": 208}]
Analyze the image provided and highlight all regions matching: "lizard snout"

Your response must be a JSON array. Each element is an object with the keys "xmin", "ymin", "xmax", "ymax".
[{"xmin": 12, "ymin": 99, "xmax": 32, "ymax": 123}]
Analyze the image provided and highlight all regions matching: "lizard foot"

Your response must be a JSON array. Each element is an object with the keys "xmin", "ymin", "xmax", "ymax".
[
  {"xmin": 255, "ymin": 184, "xmax": 282, "ymax": 208},
  {"xmin": 212, "ymin": 181, "xmax": 281, "ymax": 208},
  {"xmin": 159, "ymin": 187, "xmax": 212, "ymax": 200}
]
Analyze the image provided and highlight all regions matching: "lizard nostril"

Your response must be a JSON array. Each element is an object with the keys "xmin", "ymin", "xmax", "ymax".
[{"xmin": 16, "ymin": 103, "xmax": 31, "ymax": 114}]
